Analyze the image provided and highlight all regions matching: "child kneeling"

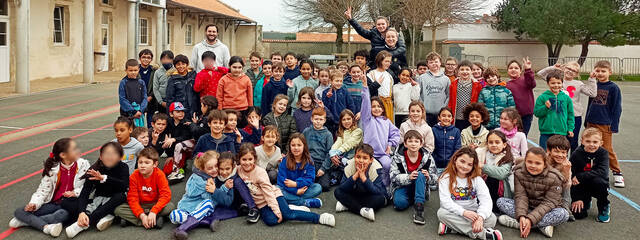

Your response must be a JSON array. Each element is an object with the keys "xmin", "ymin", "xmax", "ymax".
[{"xmin": 570, "ymin": 128, "xmax": 610, "ymax": 222}]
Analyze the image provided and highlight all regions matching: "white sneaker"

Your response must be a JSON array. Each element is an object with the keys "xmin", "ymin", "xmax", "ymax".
[
  {"xmin": 335, "ymin": 201, "xmax": 348, "ymax": 212},
  {"xmin": 96, "ymin": 214, "xmax": 115, "ymax": 231},
  {"xmin": 614, "ymin": 174, "xmax": 625, "ymax": 188},
  {"xmin": 43, "ymin": 223, "xmax": 62, "ymax": 237},
  {"xmin": 65, "ymin": 223, "xmax": 87, "ymax": 238},
  {"xmin": 540, "ymin": 226, "xmax": 554, "ymax": 238},
  {"xmin": 319, "ymin": 213, "xmax": 335, "ymax": 227},
  {"xmin": 9, "ymin": 217, "xmax": 27, "ymax": 228},
  {"xmin": 359, "ymin": 208, "xmax": 375, "ymax": 221},
  {"xmin": 167, "ymin": 171, "xmax": 185, "ymax": 181},
  {"xmin": 498, "ymin": 215, "xmax": 520, "ymax": 229},
  {"xmin": 288, "ymin": 205, "xmax": 311, "ymax": 212}
]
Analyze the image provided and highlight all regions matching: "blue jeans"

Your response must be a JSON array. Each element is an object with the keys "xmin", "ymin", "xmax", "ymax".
[
  {"xmin": 260, "ymin": 196, "xmax": 320, "ymax": 226},
  {"xmin": 279, "ymin": 183, "xmax": 322, "ymax": 206},
  {"xmin": 14, "ymin": 203, "xmax": 69, "ymax": 230},
  {"xmin": 393, "ymin": 172, "xmax": 426, "ymax": 210},
  {"xmin": 521, "ymin": 114, "xmax": 533, "ymax": 136},
  {"xmin": 569, "ymin": 116, "xmax": 582, "ymax": 153},
  {"xmin": 539, "ymin": 134, "xmax": 553, "ymax": 150}
]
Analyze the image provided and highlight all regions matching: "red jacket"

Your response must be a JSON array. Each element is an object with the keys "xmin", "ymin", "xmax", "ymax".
[
  {"xmin": 447, "ymin": 78, "xmax": 483, "ymax": 120},
  {"xmin": 127, "ymin": 168, "xmax": 172, "ymax": 217},
  {"xmin": 194, "ymin": 67, "xmax": 229, "ymax": 97}
]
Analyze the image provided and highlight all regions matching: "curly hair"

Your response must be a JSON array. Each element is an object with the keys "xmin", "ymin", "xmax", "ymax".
[{"xmin": 463, "ymin": 102, "xmax": 490, "ymax": 124}]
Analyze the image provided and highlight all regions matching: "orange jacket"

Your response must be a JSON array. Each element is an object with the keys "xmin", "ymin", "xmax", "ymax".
[
  {"xmin": 216, "ymin": 73, "xmax": 253, "ymax": 111},
  {"xmin": 127, "ymin": 168, "xmax": 171, "ymax": 217},
  {"xmin": 447, "ymin": 78, "xmax": 483, "ymax": 120}
]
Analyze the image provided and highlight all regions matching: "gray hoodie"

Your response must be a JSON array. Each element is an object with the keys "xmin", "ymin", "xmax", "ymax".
[
  {"xmin": 112, "ymin": 137, "xmax": 144, "ymax": 175},
  {"xmin": 191, "ymin": 39, "xmax": 231, "ymax": 71},
  {"xmin": 418, "ymin": 70, "xmax": 451, "ymax": 114}
]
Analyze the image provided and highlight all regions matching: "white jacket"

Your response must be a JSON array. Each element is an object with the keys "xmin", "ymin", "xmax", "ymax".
[
  {"xmin": 393, "ymin": 82, "xmax": 421, "ymax": 115},
  {"xmin": 29, "ymin": 158, "xmax": 90, "ymax": 210}
]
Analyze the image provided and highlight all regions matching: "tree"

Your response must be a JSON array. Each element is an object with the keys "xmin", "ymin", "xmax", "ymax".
[
  {"xmin": 422, "ymin": 0, "xmax": 484, "ymax": 52},
  {"xmin": 399, "ymin": 0, "xmax": 430, "ymax": 66},
  {"xmin": 283, "ymin": 0, "xmax": 367, "ymax": 53}
]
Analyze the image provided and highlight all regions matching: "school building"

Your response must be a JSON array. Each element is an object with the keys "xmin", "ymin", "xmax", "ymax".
[{"xmin": 0, "ymin": 0, "xmax": 258, "ymax": 94}]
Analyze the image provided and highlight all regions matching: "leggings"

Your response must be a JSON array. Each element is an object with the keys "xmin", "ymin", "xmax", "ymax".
[
  {"xmin": 260, "ymin": 196, "xmax": 320, "ymax": 226},
  {"xmin": 170, "ymin": 199, "xmax": 214, "ymax": 224},
  {"xmin": 496, "ymin": 198, "xmax": 569, "ymax": 227}
]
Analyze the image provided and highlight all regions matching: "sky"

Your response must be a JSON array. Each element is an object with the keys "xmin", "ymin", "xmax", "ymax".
[{"xmin": 221, "ymin": 0, "xmax": 503, "ymax": 32}]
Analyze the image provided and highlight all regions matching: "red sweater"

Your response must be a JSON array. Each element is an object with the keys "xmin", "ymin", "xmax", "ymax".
[
  {"xmin": 447, "ymin": 78, "xmax": 483, "ymax": 119},
  {"xmin": 217, "ymin": 73, "xmax": 253, "ymax": 111},
  {"xmin": 127, "ymin": 168, "xmax": 171, "ymax": 217},
  {"xmin": 194, "ymin": 67, "xmax": 229, "ymax": 97}
]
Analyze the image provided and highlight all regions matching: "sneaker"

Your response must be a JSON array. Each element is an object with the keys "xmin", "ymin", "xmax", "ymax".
[
  {"xmin": 319, "ymin": 213, "xmax": 335, "ymax": 227},
  {"xmin": 613, "ymin": 173, "xmax": 625, "ymax": 188},
  {"xmin": 9, "ymin": 217, "xmax": 27, "ymax": 228},
  {"xmin": 238, "ymin": 203, "xmax": 250, "ymax": 215},
  {"xmin": 335, "ymin": 201, "xmax": 348, "ymax": 212},
  {"xmin": 438, "ymin": 222, "xmax": 451, "ymax": 235},
  {"xmin": 413, "ymin": 203, "xmax": 425, "ymax": 225},
  {"xmin": 167, "ymin": 171, "xmax": 185, "ymax": 181},
  {"xmin": 43, "ymin": 223, "xmax": 62, "ymax": 237},
  {"xmin": 498, "ymin": 215, "xmax": 520, "ymax": 229},
  {"xmin": 596, "ymin": 204, "xmax": 611, "ymax": 223},
  {"xmin": 154, "ymin": 216, "xmax": 164, "ymax": 229},
  {"xmin": 304, "ymin": 198, "xmax": 323, "ymax": 208},
  {"xmin": 359, "ymin": 208, "xmax": 375, "ymax": 221},
  {"xmin": 96, "ymin": 214, "xmax": 114, "ymax": 231},
  {"xmin": 540, "ymin": 226, "xmax": 554, "ymax": 238},
  {"xmin": 209, "ymin": 219, "xmax": 220, "ymax": 232},
  {"xmin": 120, "ymin": 218, "xmax": 131, "ymax": 228},
  {"xmin": 568, "ymin": 215, "xmax": 576, "ymax": 222},
  {"xmin": 485, "ymin": 228, "xmax": 503, "ymax": 240},
  {"xmin": 246, "ymin": 208, "xmax": 260, "ymax": 223},
  {"xmin": 65, "ymin": 222, "xmax": 87, "ymax": 238},
  {"xmin": 288, "ymin": 205, "xmax": 311, "ymax": 212}
]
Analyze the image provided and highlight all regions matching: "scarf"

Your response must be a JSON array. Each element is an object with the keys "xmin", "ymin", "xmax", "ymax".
[{"xmin": 500, "ymin": 126, "xmax": 518, "ymax": 138}]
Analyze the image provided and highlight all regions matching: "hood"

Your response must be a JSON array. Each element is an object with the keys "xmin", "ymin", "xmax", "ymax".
[
  {"xmin": 216, "ymin": 167, "xmax": 237, "ymax": 182},
  {"xmin": 309, "ymin": 126, "xmax": 330, "ymax": 134},
  {"xmin": 192, "ymin": 167, "xmax": 212, "ymax": 180},
  {"xmin": 201, "ymin": 39, "xmax": 224, "ymax": 48},
  {"xmin": 123, "ymin": 137, "xmax": 143, "ymax": 149}
]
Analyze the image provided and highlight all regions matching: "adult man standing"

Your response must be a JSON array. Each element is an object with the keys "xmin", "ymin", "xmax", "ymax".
[{"xmin": 191, "ymin": 24, "xmax": 230, "ymax": 71}]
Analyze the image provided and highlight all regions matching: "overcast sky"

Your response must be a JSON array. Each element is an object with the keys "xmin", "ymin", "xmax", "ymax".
[{"xmin": 221, "ymin": 0, "xmax": 503, "ymax": 32}]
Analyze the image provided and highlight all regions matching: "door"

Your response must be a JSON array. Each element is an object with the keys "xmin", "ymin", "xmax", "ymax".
[
  {"xmin": 0, "ymin": 0, "xmax": 8, "ymax": 83},
  {"xmin": 99, "ymin": 13, "xmax": 110, "ymax": 71}
]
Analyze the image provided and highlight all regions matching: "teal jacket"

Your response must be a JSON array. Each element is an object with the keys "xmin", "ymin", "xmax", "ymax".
[
  {"xmin": 534, "ymin": 90, "xmax": 575, "ymax": 135},
  {"xmin": 478, "ymin": 85, "xmax": 515, "ymax": 129}
]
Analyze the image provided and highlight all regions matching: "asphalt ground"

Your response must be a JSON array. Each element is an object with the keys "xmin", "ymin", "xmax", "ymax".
[{"xmin": 0, "ymin": 80, "xmax": 638, "ymax": 240}]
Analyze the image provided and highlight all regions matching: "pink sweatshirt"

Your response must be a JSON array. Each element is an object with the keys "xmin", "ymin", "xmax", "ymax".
[{"xmin": 237, "ymin": 166, "xmax": 283, "ymax": 217}]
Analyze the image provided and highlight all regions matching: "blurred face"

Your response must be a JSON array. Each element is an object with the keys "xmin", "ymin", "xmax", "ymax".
[
  {"xmin": 204, "ymin": 158, "xmax": 218, "ymax": 177},
  {"xmin": 126, "ymin": 65, "xmax": 139, "ymax": 79},
  {"xmin": 349, "ymin": 67, "xmax": 362, "ymax": 82},
  {"xmin": 338, "ymin": 65, "xmax": 349, "ymax": 75},
  {"xmin": 206, "ymin": 26, "xmax": 218, "ymax": 42},
  {"xmin": 273, "ymin": 68, "xmax": 284, "ymax": 80},
  {"xmin": 160, "ymin": 56, "xmax": 173, "ymax": 65},
  {"xmin": 208, "ymin": 119, "xmax": 225, "ymax": 135},
  {"xmin": 136, "ymin": 134, "xmax": 149, "ymax": 147},
  {"xmin": 313, "ymin": 68, "xmax": 319, "ymax": 79},
  {"xmin": 417, "ymin": 66, "xmax": 428, "ymax": 75},
  {"xmin": 230, "ymin": 62, "xmax": 244, "ymax": 76},
  {"xmin": 175, "ymin": 62, "xmax": 188, "ymax": 74},
  {"xmin": 472, "ymin": 65, "xmax": 483, "ymax": 79},
  {"xmin": 318, "ymin": 71, "xmax": 330, "ymax": 85},
  {"xmin": 458, "ymin": 66, "xmax": 472, "ymax": 80},
  {"xmin": 271, "ymin": 55, "xmax": 282, "ymax": 64},
  {"xmin": 274, "ymin": 99, "xmax": 288, "ymax": 115},
  {"xmin": 285, "ymin": 55, "xmax": 297, "ymax": 68},
  {"xmin": 202, "ymin": 58, "xmax": 216, "ymax": 70},
  {"xmin": 548, "ymin": 78, "xmax": 563, "ymax": 94},
  {"xmin": 427, "ymin": 58, "xmax": 441, "ymax": 72},
  {"xmin": 438, "ymin": 110, "xmax": 453, "ymax": 127},
  {"xmin": 486, "ymin": 74, "xmax": 499, "ymax": 86},
  {"xmin": 385, "ymin": 31, "xmax": 398, "ymax": 47},
  {"xmin": 341, "ymin": 114, "xmax": 353, "ymax": 130},
  {"xmin": 582, "ymin": 134, "xmax": 602, "ymax": 153},
  {"xmin": 218, "ymin": 160, "xmax": 233, "ymax": 179},
  {"xmin": 468, "ymin": 110, "xmax": 482, "ymax": 128},
  {"xmin": 300, "ymin": 93, "xmax": 312, "ymax": 109},
  {"xmin": 114, "ymin": 123, "xmax": 132, "ymax": 144},
  {"xmin": 247, "ymin": 111, "xmax": 260, "ymax": 124},
  {"xmin": 563, "ymin": 65, "xmax": 579, "ymax": 80},
  {"xmin": 375, "ymin": 18, "xmax": 388, "ymax": 33},
  {"xmin": 262, "ymin": 131, "xmax": 278, "ymax": 147},
  {"xmin": 60, "ymin": 141, "xmax": 81, "ymax": 162},
  {"xmin": 405, "ymin": 137, "xmax": 423, "ymax": 153},
  {"xmin": 525, "ymin": 153, "xmax": 545, "ymax": 175},
  {"xmin": 239, "ymin": 152, "xmax": 256, "ymax": 172},
  {"xmin": 331, "ymin": 77, "xmax": 343, "ymax": 89},
  {"xmin": 250, "ymin": 56, "xmax": 261, "ymax": 70},
  {"xmin": 289, "ymin": 138, "xmax": 305, "ymax": 159},
  {"xmin": 548, "ymin": 148, "xmax": 568, "ymax": 165},
  {"xmin": 487, "ymin": 134, "xmax": 507, "ymax": 155},
  {"xmin": 152, "ymin": 119, "xmax": 167, "ymax": 132},
  {"xmin": 300, "ymin": 63, "xmax": 312, "ymax": 79},
  {"xmin": 399, "ymin": 70, "xmax": 411, "ymax": 84},
  {"xmin": 409, "ymin": 105, "xmax": 423, "ymax": 123},
  {"xmin": 371, "ymin": 100, "xmax": 383, "ymax": 117},
  {"xmin": 262, "ymin": 64, "xmax": 272, "ymax": 77},
  {"xmin": 500, "ymin": 112, "xmax": 515, "ymax": 130},
  {"xmin": 507, "ymin": 62, "xmax": 521, "ymax": 78},
  {"xmin": 137, "ymin": 156, "xmax": 157, "ymax": 176},
  {"xmin": 594, "ymin": 67, "xmax": 611, "ymax": 82},
  {"xmin": 171, "ymin": 110, "xmax": 185, "ymax": 121},
  {"xmin": 455, "ymin": 154, "xmax": 474, "ymax": 177},
  {"xmin": 200, "ymin": 103, "xmax": 208, "ymax": 116},
  {"xmin": 100, "ymin": 146, "xmax": 122, "ymax": 168},
  {"xmin": 311, "ymin": 114, "xmax": 326, "ymax": 130},
  {"xmin": 445, "ymin": 60, "xmax": 457, "ymax": 74},
  {"xmin": 381, "ymin": 57, "xmax": 392, "ymax": 70},
  {"xmin": 226, "ymin": 113, "xmax": 238, "ymax": 131},
  {"xmin": 139, "ymin": 54, "xmax": 152, "ymax": 67},
  {"xmin": 355, "ymin": 56, "xmax": 367, "ymax": 67},
  {"xmin": 354, "ymin": 150, "xmax": 373, "ymax": 169}
]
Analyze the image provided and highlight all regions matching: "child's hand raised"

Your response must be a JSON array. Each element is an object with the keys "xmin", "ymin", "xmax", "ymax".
[
  {"xmin": 234, "ymin": 128, "xmax": 243, "ymax": 143},
  {"xmin": 326, "ymin": 89, "xmax": 333, "ymax": 98},
  {"xmin": 286, "ymin": 79, "xmax": 294, "ymax": 88},
  {"xmin": 523, "ymin": 57, "xmax": 532, "ymax": 70},
  {"xmin": 192, "ymin": 113, "xmax": 199, "ymax": 123},
  {"xmin": 86, "ymin": 169, "xmax": 104, "ymax": 182},
  {"xmin": 590, "ymin": 70, "xmax": 596, "ymax": 79},
  {"xmin": 225, "ymin": 179, "xmax": 234, "ymax": 189},
  {"xmin": 315, "ymin": 99, "xmax": 325, "ymax": 109},
  {"xmin": 344, "ymin": 6, "xmax": 352, "ymax": 20},
  {"xmin": 248, "ymin": 115, "xmax": 260, "ymax": 129}
]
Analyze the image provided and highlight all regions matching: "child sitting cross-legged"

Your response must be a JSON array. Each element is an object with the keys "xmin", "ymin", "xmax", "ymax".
[{"xmin": 277, "ymin": 133, "xmax": 323, "ymax": 209}]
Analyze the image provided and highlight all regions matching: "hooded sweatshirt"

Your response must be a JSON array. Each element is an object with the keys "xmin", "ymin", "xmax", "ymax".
[
  {"xmin": 361, "ymin": 87, "xmax": 401, "ymax": 158},
  {"xmin": 302, "ymin": 126, "xmax": 334, "ymax": 172},
  {"xmin": 191, "ymin": 39, "xmax": 231, "ymax": 71},
  {"xmin": 112, "ymin": 137, "xmax": 144, "ymax": 174},
  {"xmin": 534, "ymin": 90, "xmax": 575, "ymax": 135},
  {"xmin": 118, "ymin": 76, "xmax": 148, "ymax": 115},
  {"xmin": 418, "ymin": 70, "xmax": 451, "ymax": 114},
  {"xmin": 261, "ymin": 78, "xmax": 288, "ymax": 116},
  {"xmin": 399, "ymin": 120, "xmax": 435, "ymax": 152},
  {"xmin": 217, "ymin": 73, "xmax": 253, "ymax": 111}
]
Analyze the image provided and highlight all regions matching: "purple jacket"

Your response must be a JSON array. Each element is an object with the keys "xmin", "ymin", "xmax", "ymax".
[
  {"xmin": 506, "ymin": 69, "xmax": 536, "ymax": 116},
  {"xmin": 361, "ymin": 87, "xmax": 401, "ymax": 158}
]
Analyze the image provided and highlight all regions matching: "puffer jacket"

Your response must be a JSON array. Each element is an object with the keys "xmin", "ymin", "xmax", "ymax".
[
  {"xmin": 29, "ymin": 159, "xmax": 91, "ymax": 210},
  {"xmin": 513, "ymin": 162, "xmax": 564, "ymax": 225},
  {"xmin": 262, "ymin": 112, "xmax": 297, "ymax": 153},
  {"xmin": 389, "ymin": 144, "xmax": 437, "ymax": 198},
  {"xmin": 478, "ymin": 85, "xmax": 515, "ymax": 129},
  {"xmin": 165, "ymin": 69, "xmax": 199, "ymax": 116},
  {"xmin": 432, "ymin": 124, "xmax": 461, "ymax": 168},
  {"xmin": 348, "ymin": 19, "xmax": 406, "ymax": 71}
]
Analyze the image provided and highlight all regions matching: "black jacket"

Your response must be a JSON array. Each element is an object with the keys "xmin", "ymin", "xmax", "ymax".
[
  {"xmin": 348, "ymin": 19, "xmax": 406, "ymax": 71},
  {"xmin": 570, "ymin": 145, "xmax": 609, "ymax": 184},
  {"xmin": 78, "ymin": 161, "xmax": 129, "ymax": 212},
  {"xmin": 168, "ymin": 118, "xmax": 193, "ymax": 143}
]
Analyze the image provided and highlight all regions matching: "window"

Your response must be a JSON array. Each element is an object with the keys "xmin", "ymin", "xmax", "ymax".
[
  {"xmin": 0, "ymin": 22, "xmax": 6, "ymax": 46},
  {"xmin": 141, "ymin": 0, "xmax": 161, "ymax": 5},
  {"xmin": 53, "ymin": 6, "xmax": 65, "ymax": 44},
  {"xmin": 139, "ymin": 18, "xmax": 148, "ymax": 45},
  {"xmin": 166, "ymin": 22, "xmax": 172, "ymax": 45},
  {"xmin": 101, "ymin": 0, "xmax": 112, "ymax": 5},
  {"xmin": 0, "ymin": 0, "xmax": 7, "ymax": 16},
  {"xmin": 185, "ymin": 24, "xmax": 192, "ymax": 45}
]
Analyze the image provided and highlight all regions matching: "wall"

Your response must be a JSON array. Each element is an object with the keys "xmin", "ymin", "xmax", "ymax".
[{"xmin": 261, "ymin": 41, "xmax": 371, "ymax": 58}]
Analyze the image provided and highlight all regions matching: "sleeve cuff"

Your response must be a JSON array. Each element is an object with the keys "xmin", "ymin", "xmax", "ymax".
[{"xmin": 100, "ymin": 175, "xmax": 108, "ymax": 183}]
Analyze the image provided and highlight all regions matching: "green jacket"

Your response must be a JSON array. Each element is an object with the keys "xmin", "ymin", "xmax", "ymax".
[
  {"xmin": 534, "ymin": 90, "xmax": 575, "ymax": 135},
  {"xmin": 478, "ymin": 85, "xmax": 515, "ymax": 129},
  {"xmin": 262, "ymin": 112, "xmax": 297, "ymax": 153}
]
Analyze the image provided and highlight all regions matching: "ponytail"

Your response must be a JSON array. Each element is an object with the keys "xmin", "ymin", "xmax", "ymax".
[{"xmin": 43, "ymin": 138, "xmax": 73, "ymax": 177}]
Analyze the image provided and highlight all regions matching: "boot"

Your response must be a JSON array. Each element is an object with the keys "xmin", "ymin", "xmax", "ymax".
[{"xmin": 174, "ymin": 216, "xmax": 200, "ymax": 240}]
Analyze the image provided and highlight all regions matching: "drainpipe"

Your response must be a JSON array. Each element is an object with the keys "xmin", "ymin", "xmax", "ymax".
[
  {"xmin": 83, "ymin": 0, "xmax": 94, "ymax": 83},
  {"xmin": 127, "ymin": 0, "xmax": 137, "ymax": 59},
  {"xmin": 16, "ymin": 0, "xmax": 29, "ymax": 93},
  {"xmin": 155, "ymin": 6, "xmax": 163, "ymax": 64}
]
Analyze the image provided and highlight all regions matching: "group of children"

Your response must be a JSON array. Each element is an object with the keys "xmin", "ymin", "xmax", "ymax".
[{"xmin": 11, "ymin": 47, "xmax": 622, "ymax": 239}]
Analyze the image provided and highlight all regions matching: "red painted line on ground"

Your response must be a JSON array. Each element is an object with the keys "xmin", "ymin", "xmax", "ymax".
[
  {"xmin": 0, "ymin": 96, "xmax": 113, "ymax": 122},
  {"xmin": 0, "ymin": 123, "xmax": 112, "ymax": 163},
  {"xmin": 0, "ymin": 92, "xmax": 85, "ymax": 111},
  {"xmin": 0, "ymin": 146, "xmax": 101, "ymax": 191},
  {"xmin": 0, "ymin": 228, "xmax": 17, "ymax": 240}
]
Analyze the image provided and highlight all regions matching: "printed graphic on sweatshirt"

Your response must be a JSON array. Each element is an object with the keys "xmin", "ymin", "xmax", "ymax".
[
  {"xmin": 450, "ymin": 186, "xmax": 477, "ymax": 201},
  {"xmin": 593, "ymin": 89, "xmax": 609, "ymax": 106},
  {"xmin": 424, "ymin": 85, "xmax": 446, "ymax": 96},
  {"xmin": 566, "ymin": 86, "xmax": 576, "ymax": 98}
]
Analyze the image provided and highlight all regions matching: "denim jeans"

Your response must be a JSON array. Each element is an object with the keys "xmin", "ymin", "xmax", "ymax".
[
  {"xmin": 392, "ymin": 172, "xmax": 426, "ymax": 210},
  {"xmin": 279, "ymin": 183, "xmax": 322, "ymax": 206},
  {"xmin": 14, "ymin": 203, "xmax": 69, "ymax": 230},
  {"xmin": 260, "ymin": 196, "xmax": 320, "ymax": 226}
]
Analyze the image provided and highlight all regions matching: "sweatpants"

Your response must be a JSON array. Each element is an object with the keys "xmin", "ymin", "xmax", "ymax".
[
  {"xmin": 169, "ymin": 200, "xmax": 214, "ymax": 224},
  {"xmin": 437, "ymin": 208, "xmax": 497, "ymax": 239},
  {"xmin": 496, "ymin": 197, "xmax": 569, "ymax": 227},
  {"xmin": 571, "ymin": 178, "xmax": 610, "ymax": 219},
  {"xmin": 82, "ymin": 193, "xmax": 127, "ymax": 227},
  {"xmin": 279, "ymin": 183, "xmax": 322, "ymax": 206},
  {"xmin": 334, "ymin": 184, "xmax": 387, "ymax": 214},
  {"xmin": 115, "ymin": 202, "xmax": 175, "ymax": 226},
  {"xmin": 260, "ymin": 196, "xmax": 320, "ymax": 226},
  {"xmin": 392, "ymin": 172, "xmax": 427, "ymax": 210},
  {"xmin": 14, "ymin": 202, "xmax": 69, "ymax": 231}
]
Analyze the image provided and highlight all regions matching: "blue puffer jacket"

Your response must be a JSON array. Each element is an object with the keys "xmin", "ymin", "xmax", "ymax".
[
  {"xmin": 478, "ymin": 85, "xmax": 515, "ymax": 129},
  {"xmin": 432, "ymin": 124, "xmax": 461, "ymax": 168},
  {"xmin": 177, "ymin": 168, "xmax": 233, "ymax": 213},
  {"xmin": 323, "ymin": 87, "xmax": 356, "ymax": 125},
  {"xmin": 194, "ymin": 134, "xmax": 239, "ymax": 154},
  {"xmin": 165, "ymin": 70, "xmax": 199, "ymax": 116}
]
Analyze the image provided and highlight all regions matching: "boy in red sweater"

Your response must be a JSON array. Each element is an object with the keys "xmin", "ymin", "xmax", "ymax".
[
  {"xmin": 194, "ymin": 51, "xmax": 229, "ymax": 98},
  {"xmin": 115, "ymin": 148, "xmax": 175, "ymax": 229}
]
